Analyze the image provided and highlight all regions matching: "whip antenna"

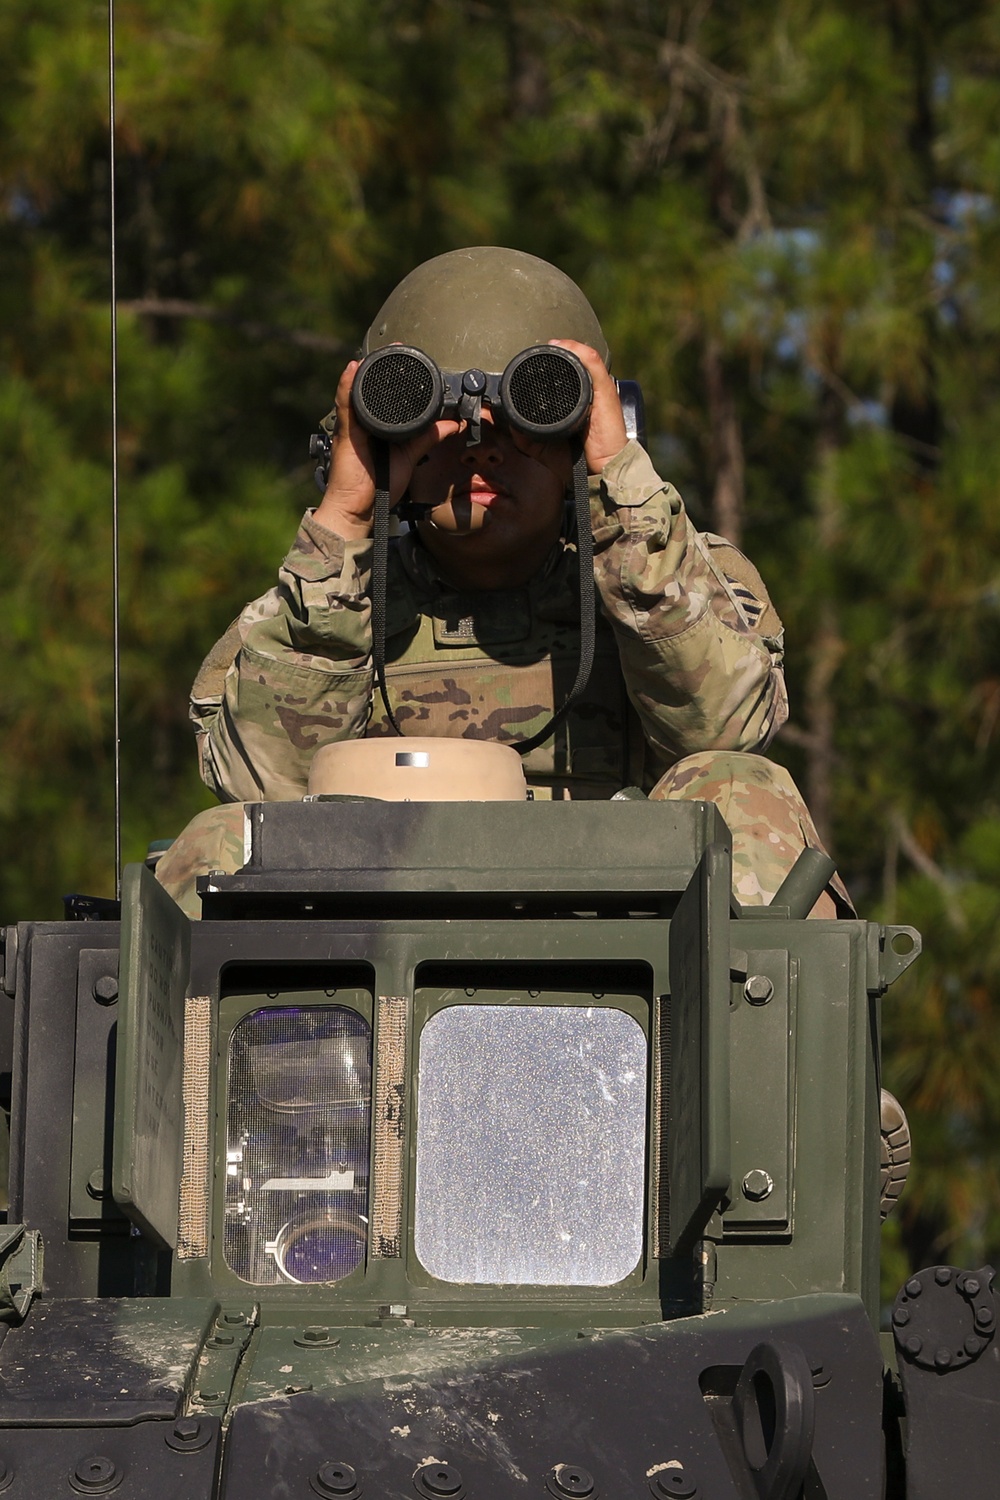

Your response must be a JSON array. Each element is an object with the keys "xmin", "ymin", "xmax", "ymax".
[{"xmin": 107, "ymin": 0, "xmax": 122, "ymax": 899}]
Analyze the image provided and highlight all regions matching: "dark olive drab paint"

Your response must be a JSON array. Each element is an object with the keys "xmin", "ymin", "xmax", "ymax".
[{"xmin": 3, "ymin": 796, "xmax": 991, "ymax": 1500}]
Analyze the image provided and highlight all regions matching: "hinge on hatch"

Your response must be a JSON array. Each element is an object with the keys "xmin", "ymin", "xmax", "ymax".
[{"xmin": 866, "ymin": 925, "xmax": 921, "ymax": 995}]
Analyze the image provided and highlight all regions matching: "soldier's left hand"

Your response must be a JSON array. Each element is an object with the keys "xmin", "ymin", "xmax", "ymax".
[{"xmin": 547, "ymin": 339, "xmax": 629, "ymax": 475}]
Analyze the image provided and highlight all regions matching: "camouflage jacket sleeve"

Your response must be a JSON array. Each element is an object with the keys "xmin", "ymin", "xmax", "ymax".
[
  {"xmin": 591, "ymin": 440, "xmax": 787, "ymax": 761},
  {"xmin": 190, "ymin": 513, "xmax": 377, "ymax": 801}
]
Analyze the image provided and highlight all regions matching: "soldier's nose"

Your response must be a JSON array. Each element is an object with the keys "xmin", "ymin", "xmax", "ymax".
[{"xmin": 459, "ymin": 427, "xmax": 504, "ymax": 464}]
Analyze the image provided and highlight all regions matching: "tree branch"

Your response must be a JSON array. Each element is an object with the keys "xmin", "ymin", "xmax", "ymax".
[{"xmin": 118, "ymin": 298, "xmax": 350, "ymax": 354}]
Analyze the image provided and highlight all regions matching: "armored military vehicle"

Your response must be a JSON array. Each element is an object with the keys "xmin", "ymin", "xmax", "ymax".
[{"xmin": 0, "ymin": 774, "xmax": 995, "ymax": 1498}]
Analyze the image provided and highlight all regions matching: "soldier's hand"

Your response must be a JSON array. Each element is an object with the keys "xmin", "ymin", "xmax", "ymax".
[
  {"xmin": 313, "ymin": 361, "xmax": 460, "ymax": 540},
  {"xmin": 548, "ymin": 339, "xmax": 629, "ymax": 475}
]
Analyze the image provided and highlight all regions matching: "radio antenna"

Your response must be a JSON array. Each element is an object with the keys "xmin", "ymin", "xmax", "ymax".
[{"xmin": 107, "ymin": 0, "xmax": 122, "ymax": 900}]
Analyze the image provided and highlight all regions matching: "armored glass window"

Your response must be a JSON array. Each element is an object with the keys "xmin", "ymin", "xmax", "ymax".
[
  {"xmin": 224, "ymin": 1007, "xmax": 371, "ymax": 1284},
  {"xmin": 414, "ymin": 1005, "xmax": 647, "ymax": 1285}
]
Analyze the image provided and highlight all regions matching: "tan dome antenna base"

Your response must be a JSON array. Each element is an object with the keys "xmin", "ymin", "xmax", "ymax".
[{"xmin": 307, "ymin": 738, "xmax": 528, "ymax": 802}]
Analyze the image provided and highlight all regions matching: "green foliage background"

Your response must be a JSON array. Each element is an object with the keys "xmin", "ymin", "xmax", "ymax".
[{"xmin": 3, "ymin": 0, "xmax": 1000, "ymax": 1286}]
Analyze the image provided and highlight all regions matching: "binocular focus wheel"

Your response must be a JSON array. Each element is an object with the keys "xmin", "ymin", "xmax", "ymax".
[
  {"xmin": 500, "ymin": 345, "xmax": 592, "ymax": 438},
  {"xmin": 352, "ymin": 346, "xmax": 444, "ymax": 441}
]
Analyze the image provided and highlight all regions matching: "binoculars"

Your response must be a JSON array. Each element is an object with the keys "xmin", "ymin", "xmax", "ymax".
[
  {"xmin": 350, "ymin": 343, "xmax": 593, "ymax": 442},
  {"xmin": 309, "ymin": 351, "xmax": 645, "ymax": 491}
]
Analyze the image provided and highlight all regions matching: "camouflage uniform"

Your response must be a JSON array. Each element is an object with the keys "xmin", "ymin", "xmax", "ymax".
[
  {"xmin": 191, "ymin": 443, "xmax": 786, "ymax": 799},
  {"xmin": 157, "ymin": 442, "xmax": 844, "ymax": 916}
]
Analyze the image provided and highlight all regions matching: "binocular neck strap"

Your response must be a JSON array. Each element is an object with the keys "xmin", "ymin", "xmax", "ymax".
[
  {"xmin": 370, "ymin": 440, "xmax": 406, "ymax": 737},
  {"xmin": 513, "ymin": 442, "xmax": 595, "ymax": 756},
  {"xmin": 368, "ymin": 440, "xmax": 596, "ymax": 751}
]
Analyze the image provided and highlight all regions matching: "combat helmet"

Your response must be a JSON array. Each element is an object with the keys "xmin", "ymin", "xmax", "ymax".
[
  {"xmin": 362, "ymin": 246, "xmax": 611, "ymax": 374},
  {"xmin": 313, "ymin": 250, "xmax": 620, "ymax": 759}
]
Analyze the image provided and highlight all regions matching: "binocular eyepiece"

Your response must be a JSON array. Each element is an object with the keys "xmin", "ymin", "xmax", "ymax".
[{"xmin": 350, "ymin": 343, "xmax": 593, "ymax": 443}]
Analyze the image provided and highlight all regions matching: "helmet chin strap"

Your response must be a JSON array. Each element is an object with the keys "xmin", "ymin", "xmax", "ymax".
[{"xmin": 369, "ymin": 438, "xmax": 596, "ymax": 751}]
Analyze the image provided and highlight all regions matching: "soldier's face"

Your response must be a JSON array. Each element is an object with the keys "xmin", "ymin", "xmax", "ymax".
[{"xmin": 411, "ymin": 411, "xmax": 571, "ymax": 588}]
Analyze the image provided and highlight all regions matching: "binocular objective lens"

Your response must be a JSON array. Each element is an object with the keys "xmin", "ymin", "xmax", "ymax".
[
  {"xmin": 354, "ymin": 348, "xmax": 442, "ymax": 439},
  {"xmin": 499, "ymin": 346, "xmax": 591, "ymax": 438},
  {"xmin": 507, "ymin": 353, "xmax": 583, "ymax": 429}
]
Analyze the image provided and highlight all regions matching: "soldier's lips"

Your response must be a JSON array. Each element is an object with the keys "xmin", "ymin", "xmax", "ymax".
[{"xmin": 455, "ymin": 485, "xmax": 508, "ymax": 508}]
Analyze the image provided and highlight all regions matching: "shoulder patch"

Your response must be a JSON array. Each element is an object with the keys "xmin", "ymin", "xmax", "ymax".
[
  {"xmin": 191, "ymin": 616, "xmax": 244, "ymax": 703},
  {"xmin": 702, "ymin": 533, "xmax": 783, "ymax": 639}
]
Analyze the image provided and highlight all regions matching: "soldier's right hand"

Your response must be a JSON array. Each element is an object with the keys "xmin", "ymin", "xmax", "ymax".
[{"xmin": 312, "ymin": 361, "xmax": 461, "ymax": 540}]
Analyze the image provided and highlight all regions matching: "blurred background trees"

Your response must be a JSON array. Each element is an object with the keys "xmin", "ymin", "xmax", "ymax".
[{"xmin": 3, "ymin": 0, "xmax": 1000, "ymax": 1282}]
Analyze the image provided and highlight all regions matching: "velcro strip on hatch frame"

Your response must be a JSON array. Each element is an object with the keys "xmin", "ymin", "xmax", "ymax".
[
  {"xmin": 370, "ymin": 994, "xmax": 408, "ymax": 1258},
  {"xmin": 177, "ymin": 994, "xmax": 212, "ymax": 1259},
  {"xmin": 651, "ymin": 993, "xmax": 671, "ymax": 1259}
]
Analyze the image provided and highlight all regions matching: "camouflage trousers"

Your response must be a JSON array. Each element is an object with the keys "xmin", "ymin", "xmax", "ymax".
[{"xmin": 155, "ymin": 751, "xmax": 851, "ymax": 920}]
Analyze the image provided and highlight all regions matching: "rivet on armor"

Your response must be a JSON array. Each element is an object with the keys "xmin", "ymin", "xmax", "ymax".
[
  {"xmin": 415, "ymin": 1463, "xmax": 464, "ymax": 1499},
  {"xmin": 546, "ymin": 1465, "xmax": 596, "ymax": 1499},
  {"xmin": 70, "ymin": 1455, "xmax": 120, "ymax": 1494},
  {"xmin": 651, "ymin": 1469, "xmax": 697, "ymax": 1499},
  {"xmin": 311, "ymin": 1462, "xmax": 361, "ymax": 1499}
]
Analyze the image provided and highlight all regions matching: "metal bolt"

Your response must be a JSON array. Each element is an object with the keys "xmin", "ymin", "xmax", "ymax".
[
  {"xmin": 905, "ymin": 1278, "xmax": 922, "ymax": 1297},
  {"xmin": 71, "ymin": 1456, "xmax": 119, "ymax": 1493},
  {"xmin": 312, "ymin": 1463, "xmax": 359, "ymax": 1498},
  {"xmin": 165, "ymin": 1415, "xmax": 214, "ymax": 1454},
  {"xmin": 198, "ymin": 1390, "xmax": 224, "ymax": 1403},
  {"xmin": 905, "ymin": 1336, "xmax": 923, "ymax": 1357},
  {"xmin": 415, "ymin": 1463, "xmax": 464, "ymax": 1497},
  {"xmin": 935, "ymin": 1267, "xmax": 953, "ymax": 1286},
  {"xmin": 965, "ymin": 1336, "xmax": 984, "ymax": 1357},
  {"xmin": 92, "ymin": 975, "xmax": 118, "ymax": 1005},
  {"xmin": 221, "ymin": 1311, "xmax": 247, "ymax": 1325},
  {"xmin": 86, "ymin": 1170, "xmax": 107, "ymax": 1201},
  {"xmin": 211, "ymin": 1333, "xmax": 235, "ymax": 1346},
  {"xmin": 741, "ymin": 1169, "xmax": 774, "ymax": 1201},
  {"xmin": 653, "ymin": 1471, "xmax": 697, "ymax": 1500},
  {"xmin": 961, "ymin": 1276, "xmax": 981, "ymax": 1297},
  {"xmin": 743, "ymin": 975, "xmax": 774, "ymax": 1005},
  {"xmin": 934, "ymin": 1347, "xmax": 953, "ymax": 1370},
  {"xmin": 975, "ymin": 1306, "xmax": 995, "ymax": 1330},
  {"xmin": 892, "ymin": 1307, "xmax": 909, "ymax": 1327},
  {"xmin": 297, "ymin": 1325, "xmax": 331, "ymax": 1345},
  {"xmin": 547, "ymin": 1467, "xmax": 595, "ymax": 1499}
]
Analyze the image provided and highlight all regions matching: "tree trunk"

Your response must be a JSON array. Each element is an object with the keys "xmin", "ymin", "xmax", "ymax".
[
  {"xmin": 803, "ymin": 394, "xmax": 845, "ymax": 853},
  {"xmin": 703, "ymin": 337, "xmax": 745, "ymax": 546}
]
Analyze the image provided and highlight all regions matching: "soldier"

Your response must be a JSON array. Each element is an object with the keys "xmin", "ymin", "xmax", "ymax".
[{"xmin": 157, "ymin": 247, "xmax": 847, "ymax": 923}]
